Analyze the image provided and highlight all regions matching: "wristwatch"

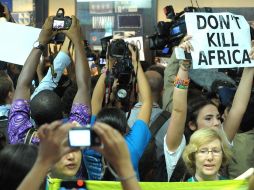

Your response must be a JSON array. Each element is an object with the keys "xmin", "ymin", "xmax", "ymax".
[{"xmin": 33, "ymin": 41, "xmax": 46, "ymax": 52}]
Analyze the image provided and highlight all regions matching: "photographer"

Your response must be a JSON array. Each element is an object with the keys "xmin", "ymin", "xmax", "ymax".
[
  {"xmin": 7, "ymin": 15, "xmax": 91, "ymax": 182},
  {"xmin": 86, "ymin": 42, "xmax": 152, "ymax": 180},
  {"xmin": 8, "ymin": 15, "xmax": 91, "ymax": 144},
  {"xmin": 16, "ymin": 121, "xmax": 140, "ymax": 190}
]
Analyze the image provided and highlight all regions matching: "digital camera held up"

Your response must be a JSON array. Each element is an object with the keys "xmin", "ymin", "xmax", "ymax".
[{"xmin": 52, "ymin": 8, "xmax": 72, "ymax": 30}]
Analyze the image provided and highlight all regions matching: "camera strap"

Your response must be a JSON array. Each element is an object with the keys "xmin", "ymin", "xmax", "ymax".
[{"xmin": 104, "ymin": 70, "xmax": 114, "ymax": 105}]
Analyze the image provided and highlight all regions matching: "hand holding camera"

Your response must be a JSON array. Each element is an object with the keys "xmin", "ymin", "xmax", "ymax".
[
  {"xmin": 38, "ymin": 8, "xmax": 80, "ymax": 46},
  {"xmin": 38, "ymin": 16, "xmax": 58, "ymax": 45},
  {"xmin": 92, "ymin": 122, "xmax": 132, "ymax": 171},
  {"xmin": 37, "ymin": 121, "xmax": 76, "ymax": 165},
  {"xmin": 61, "ymin": 15, "xmax": 82, "ymax": 44}
]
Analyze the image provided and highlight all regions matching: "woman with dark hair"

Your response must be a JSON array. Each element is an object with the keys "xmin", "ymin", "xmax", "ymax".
[
  {"xmin": 96, "ymin": 107, "xmax": 129, "ymax": 135},
  {"xmin": 164, "ymin": 36, "xmax": 254, "ymax": 181},
  {"xmin": 0, "ymin": 144, "xmax": 38, "ymax": 189},
  {"xmin": 87, "ymin": 44, "xmax": 152, "ymax": 180},
  {"xmin": 17, "ymin": 121, "xmax": 141, "ymax": 190}
]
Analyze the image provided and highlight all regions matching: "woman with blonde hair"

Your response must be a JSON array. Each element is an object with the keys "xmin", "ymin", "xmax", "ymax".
[
  {"xmin": 182, "ymin": 127, "xmax": 232, "ymax": 181},
  {"xmin": 164, "ymin": 36, "xmax": 254, "ymax": 181}
]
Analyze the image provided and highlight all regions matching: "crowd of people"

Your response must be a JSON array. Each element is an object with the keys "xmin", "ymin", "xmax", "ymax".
[{"xmin": 0, "ymin": 3, "xmax": 254, "ymax": 190}]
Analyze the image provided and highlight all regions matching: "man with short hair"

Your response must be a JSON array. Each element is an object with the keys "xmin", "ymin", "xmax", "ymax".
[
  {"xmin": 8, "ymin": 15, "xmax": 91, "ymax": 145},
  {"xmin": 128, "ymin": 69, "xmax": 170, "ymax": 160}
]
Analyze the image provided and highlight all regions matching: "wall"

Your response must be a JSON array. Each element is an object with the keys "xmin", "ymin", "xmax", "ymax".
[
  {"xmin": 157, "ymin": 0, "xmax": 254, "ymax": 21},
  {"xmin": 48, "ymin": 0, "xmax": 75, "ymax": 16},
  {"xmin": 12, "ymin": 0, "xmax": 33, "ymax": 12}
]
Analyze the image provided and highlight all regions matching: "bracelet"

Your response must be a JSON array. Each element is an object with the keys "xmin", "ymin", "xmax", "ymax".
[
  {"xmin": 174, "ymin": 76, "xmax": 190, "ymax": 87},
  {"xmin": 117, "ymin": 173, "xmax": 137, "ymax": 181},
  {"xmin": 103, "ymin": 158, "xmax": 137, "ymax": 182},
  {"xmin": 175, "ymin": 84, "xmax": 188, "ymax": 89}
]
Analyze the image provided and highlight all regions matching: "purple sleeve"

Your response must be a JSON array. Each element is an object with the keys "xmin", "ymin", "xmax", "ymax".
[
  {"xmin": 68, "ymin": 103, "xmax": 91, "ymax": 126},
  {"xmin": 8, "ymin": 99, "xmax": 39, "ymax": 144}
]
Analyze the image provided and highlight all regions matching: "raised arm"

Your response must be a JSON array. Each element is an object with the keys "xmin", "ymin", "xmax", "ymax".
[
  {"xmin": 30, "ymin": 37, "xmax": 72, "ymax": 100},
  {"xmin": 223, "ymin": 41, "xmax": 254, "ymax": 142},
  {"xmin": 129, "ymin": 45, "xmax": 152, "ymax": 124},
  {"xmin": 17, "ymin": 121, "xmax": 75, "ymax": 190},
  {"xmin": 91, "ymin": 73, "xmax": 106, "ymax": 115},
  {"xmin": 91, "ymin": 55, "xmax": 114, "ymax": 115},
  {"xmin": 14, "ymin": 17, "xmax": 57, "ymax": 101},
  {"xmin": 63, "ymin": 16, "xmax": 91, "ymax": 107},
  {"xmin": 93, "ymin": 122, "xmax": 141, "ymax": 190},
  {"xmin": 162, "ymin": 49, "xmax": 181, "ymax": 113},
  {"xmin": 166, "ymin": 36, "xmax": 192, "ymax": 151}
]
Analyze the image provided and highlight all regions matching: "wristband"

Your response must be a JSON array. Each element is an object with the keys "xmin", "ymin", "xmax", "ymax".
[
  {"xmin": 174, "ymin": 76, "xmax": 190, "ymax": 86},
  {"xmin": 117, "ymin": 173, "xmax": 137, "ymax": 181},
  {"xmin": 175, "ymin": 84, "xmax": 188, "ymax": 89}
]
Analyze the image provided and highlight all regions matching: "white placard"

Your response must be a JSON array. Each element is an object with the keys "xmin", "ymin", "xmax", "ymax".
[
  {"xmin": 124, "ymin": 36, "xmax": 145, "ymax": 61},
  {"xmin": 185, "ymin": 12, "xmax": 254, "ymax": 69},
  {"xmin": 0, "ymin": 22, "xmax": 41, "ymax": 66}
]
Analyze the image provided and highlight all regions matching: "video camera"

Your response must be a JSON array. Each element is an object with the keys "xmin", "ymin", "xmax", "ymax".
[
  {"xmin": 108, "ymin": 39, "xmax": 133, "ymax": 78},
  {"xmin": 52, "ymin": 8, "xmax": 72, "ymax": 30},
  {"xmin": 148, "ymin": 6, "xmax": 212, "ymax": 56},
  {"xmin": 107, "ymin": 39, "xmax": 134, "ymax": 103}
]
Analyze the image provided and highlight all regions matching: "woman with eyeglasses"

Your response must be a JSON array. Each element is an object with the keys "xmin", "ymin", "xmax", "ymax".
[
  {"xmin": 164, "ymin": 36, "xmax": 254, "ymax": 181},
  {"xmin": 182, "ymin": 127, "xmax": 232, "ymax": 181}
]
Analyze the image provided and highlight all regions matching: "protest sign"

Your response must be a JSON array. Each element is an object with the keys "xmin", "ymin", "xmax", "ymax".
[
  {"xmin": 185, "ymin": 12, "xmax": 254, "ymax": 69},
  {"xmin": 124, "ymin": 36, "xmax": 145, "ymax": 61},
  {"xmin": 0, "ymin": 21, "xmax": 41, "ymax": 66}
]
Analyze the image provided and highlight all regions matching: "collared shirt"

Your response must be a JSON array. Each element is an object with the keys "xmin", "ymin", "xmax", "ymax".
[
  {"xmin": 30, "ymin": 51, "xmax": 71, "ymax": 100},
  {"xmin": 8, "ymin": 99, "xmax": 90, "ymax": 145}
]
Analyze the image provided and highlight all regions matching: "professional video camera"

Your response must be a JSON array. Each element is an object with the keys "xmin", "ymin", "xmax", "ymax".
[
  {"xmin": 108, "ymin": 39, "xmax": 133, "ymax": 78},
  {"xmin": 106, "ymin": 39, "xmax": 135, "ymax": 105},
  {"xmin": 148, "ymin": 6, "xmax": 212, "ymax": 56}
]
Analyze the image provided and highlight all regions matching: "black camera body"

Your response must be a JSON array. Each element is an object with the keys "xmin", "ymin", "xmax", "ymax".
[
  {"xmin": 108, "ymin": 39, "xmax": 134, "ymax": 78},
  {"xmin": 52, "ymin": 8, "xmax": 72, "ymax": 30},
  {"xmin": 108, "ymin": 39, "xmax": 129, "ymax": 59},
  {"xmin": 148, "ymin": 6, "xmax": 212, "ymax": 56},
  {"xmin": 107, "ymin": 39, "xmax": 135, "ymax": 107}
]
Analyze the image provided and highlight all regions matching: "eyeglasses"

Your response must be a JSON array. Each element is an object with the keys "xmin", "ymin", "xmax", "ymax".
[{"xmin": 196, "ymin": 148, "xmax": 222, "ymax": 156}]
